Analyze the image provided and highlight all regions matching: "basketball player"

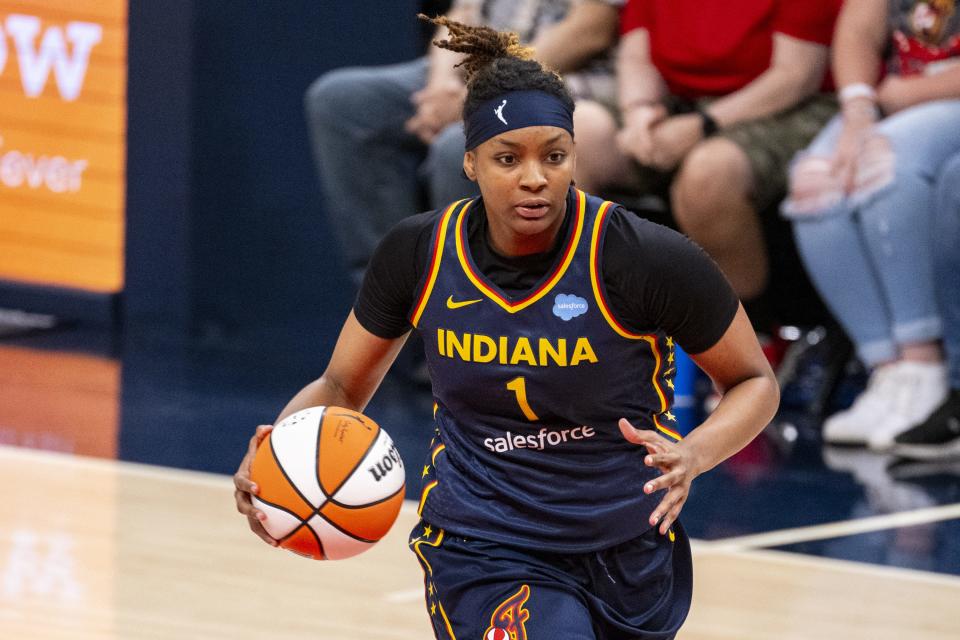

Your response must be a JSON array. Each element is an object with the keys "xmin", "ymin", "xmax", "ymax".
[{"xmin": 235, "ymin": 17, "xmax": 779, "ymax": 639}]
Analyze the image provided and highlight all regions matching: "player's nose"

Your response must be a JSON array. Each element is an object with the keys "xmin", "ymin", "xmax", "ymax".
[{"xmin": 518, "ymin": 160, "xmax": 548, "ymax": 190}]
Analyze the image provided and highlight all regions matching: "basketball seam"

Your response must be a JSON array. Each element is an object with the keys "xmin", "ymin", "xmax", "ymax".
[
  {"xmin": 269, "ymin": 433, "xmax": 321, "ymax": 512},
  {"xmin": 326, "ymin": 424, "xmax": 386, "ymax": 498},
  {"xmin": 314, "ymin": 406, "xmax": 328, "ymax": 502},
  {"xmin": 313, "ymin": 509, "xmax": 378, "ymax": 544},
  {"xmin": 327, "ymin": 482, "xmax": 406, "ymax": 510},
  {"xmin": 252, "ymin": 494, "xmax": 309, "ymax": 524},
  {"xmin": 313, "ymin": 523, "xmax": 326, "ymax": 559},
  {"xmin": 280, "ymin": 522, "xmax": 326, "ymax": 560},
  {"xmin": 328, "ymin": 410, "xmax": 369, "ymax": 426}
]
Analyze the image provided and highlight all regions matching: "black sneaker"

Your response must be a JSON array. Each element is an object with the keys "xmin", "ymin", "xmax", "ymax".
[{"xmin": 890, "ymin": 390, "xmax": 960, "ymax": 460}]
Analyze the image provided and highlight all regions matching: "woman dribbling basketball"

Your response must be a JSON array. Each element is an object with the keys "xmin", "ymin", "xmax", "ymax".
[{"xmin": 235, "ymin": 16, "xmax": 779, "ymax": 639}]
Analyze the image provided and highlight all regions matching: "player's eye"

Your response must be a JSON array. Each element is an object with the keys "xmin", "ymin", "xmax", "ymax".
[
  {"xmin": 547, "ymin": 151, "xmax": 566, "ymax": 163},
  {"xmin": 496, "ymin": 154, "xmax": 517, "ymax": 166}
]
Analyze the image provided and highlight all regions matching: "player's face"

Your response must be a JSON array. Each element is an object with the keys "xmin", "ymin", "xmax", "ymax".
[{"xmin": 464, "ymin": 125, "xmax": 575, "ymax": 256}]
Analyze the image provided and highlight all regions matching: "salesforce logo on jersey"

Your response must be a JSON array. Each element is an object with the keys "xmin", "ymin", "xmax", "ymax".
[
  {"xmin": 484, "ymin": 425, "xmax": 597, "ymax": 453},
  {"xmin": 553, "ymin": 294, "xmax": 588, "ymax": 321}
]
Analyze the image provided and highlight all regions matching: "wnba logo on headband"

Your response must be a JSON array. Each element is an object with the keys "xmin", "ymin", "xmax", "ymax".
[
  {"xmin": 495, "ymin": 100, "xmax": 508, "ymax": 125},
  {"xmin": 465, "ymin": 90, "xmax": 574, "ymax": 150}
]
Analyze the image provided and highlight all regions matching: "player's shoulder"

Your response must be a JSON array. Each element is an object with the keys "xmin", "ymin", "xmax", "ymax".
[
  {"xmin": 387, "ymin": 207, "xmax": 444, "ymax": 239},
  {"xmin": 602, "ymin": 204, "xmax": 695, "ymax": 257},
  {"xmin": 378, "ymin": 206, "xmax": 450, "ymax": 258},
  {"xmin": 598, "ymin": 203, "xmax": 727, "ymax": 286}
]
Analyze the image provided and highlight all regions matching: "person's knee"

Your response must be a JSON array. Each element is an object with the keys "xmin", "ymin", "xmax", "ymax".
[
  {"xmin": 304, "ymin": 67, "xmax": 370, "ymax": 123},
  {"xmin": 673, "ymin": 138, "xmax": 752, "ymax": 233},
  {"xmin": 784, "ymin": 130, "xmax": 895, "ymax": 218},
  {"xmin": 784, "ymin": 154, "xmax": 844, "ymax": 216},
  {"xmin": 573, "ymin": 101, "xmax": 618, "ymax": 149},
  {"xmin": 572, "ymin": 100, "xmax": 619, "ymax": 189},
  {"xmin": 851, "ymin": 134, "xmax": 896, "ymax": 197}
]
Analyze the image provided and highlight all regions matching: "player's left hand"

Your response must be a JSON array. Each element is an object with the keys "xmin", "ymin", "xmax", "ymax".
[
  {"xmin": 618, "ymin": 418, "xmax": 701, "ymax": 535},
  {"xmin": 646, "ymin": 114, "xmax": 703, "ymax": 171},
  {"xmin": 234, "ymin": 424, "xmax": 279, "ymax": 547}
]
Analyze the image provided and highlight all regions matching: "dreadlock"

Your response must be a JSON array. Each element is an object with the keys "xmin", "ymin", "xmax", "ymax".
[{"xmin": 418, "ymin": 14, "xmax": 574, "ymax": 121}]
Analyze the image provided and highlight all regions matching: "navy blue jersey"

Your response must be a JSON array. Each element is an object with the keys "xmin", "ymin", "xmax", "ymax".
[{"xmin": 409, "ymin": 189, "xmax": 683, "ymax": 553}]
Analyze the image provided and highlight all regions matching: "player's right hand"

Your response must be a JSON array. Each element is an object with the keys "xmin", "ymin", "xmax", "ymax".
[{"xmin": 233, "ymin": 424, "xmax": 278, "ymax": 547}]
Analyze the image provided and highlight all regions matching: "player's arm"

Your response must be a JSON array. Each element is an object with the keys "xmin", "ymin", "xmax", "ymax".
[
  {"xmin": 680, "ymin": 304, "xmax": 779, "ymax": 473},
  {"xmin": 234, "ymin": 211, "xmax": 429, "ymax": 545},
  {"xmin": 276, "ymin": 312, "xmax": 408, "ymax": 422},
  {"xmin": 612, "ymin": 214, "xmax": 778, "ymax": 534},
  {"xmin": 619, "ymin": 305, "xmax": 778, "ymax": 534},
  {"xmin": 234, "ymin": 315, "xmax": 408, "ymax": 545}
]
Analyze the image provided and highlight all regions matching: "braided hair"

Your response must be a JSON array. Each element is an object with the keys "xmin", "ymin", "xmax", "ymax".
[{"xmin": 418, "ymin": 14, "xmax": 574, "ymax": 123}]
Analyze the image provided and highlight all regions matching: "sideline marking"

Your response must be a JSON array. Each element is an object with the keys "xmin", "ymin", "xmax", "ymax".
[
  {"xmin": 702, "ymin": 503, "xmax": 960, "ymax": 552},
  {"xmin": 715, "ymin": 547, "xmax": 960, "ymax": 588},
  {"xmin": 0, "ymin": 444, "xmax": 230, "ymax": 488},
  {"xmin": 384, "ymin": 588, "xmax": 425, "ymax": 604}
]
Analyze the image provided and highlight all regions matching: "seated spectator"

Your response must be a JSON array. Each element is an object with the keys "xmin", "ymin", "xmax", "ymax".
[
  {"xmin": 305, "ymin": 0, "xmax": 622, "ymax": 287},
  {"xmin": 782, "ymin": 0, "xmax": 960, "ymax": 450},
  {"xmin": 890, "ymin": 152, "xmax": 960, "ymax": 460},
  {"xmin": 572, "ymin": 0, "xmax": 840, "ymax": 305}
]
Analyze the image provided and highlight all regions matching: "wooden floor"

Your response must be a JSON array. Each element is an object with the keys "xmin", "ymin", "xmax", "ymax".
[{"xmin": 2, "ymin": 445, "xmax": 958, "ymax": 640}]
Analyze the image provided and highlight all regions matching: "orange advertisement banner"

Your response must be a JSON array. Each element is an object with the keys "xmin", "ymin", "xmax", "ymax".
[{"xmin": 0, "ymin": 0, "xmax": 127, "ymax": 293}]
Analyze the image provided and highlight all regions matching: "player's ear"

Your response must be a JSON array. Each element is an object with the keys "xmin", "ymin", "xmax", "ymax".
[{"xmin": 463, "ymin": 151, "xmax": 477, "ymax": 182}]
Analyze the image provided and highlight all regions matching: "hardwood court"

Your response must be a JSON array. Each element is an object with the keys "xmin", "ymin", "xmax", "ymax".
[{"xmin": 2, "ymin": 445, "xmax": 958, "ymax": 640}]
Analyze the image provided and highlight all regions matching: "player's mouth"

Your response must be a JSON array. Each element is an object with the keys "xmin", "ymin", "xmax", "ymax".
[{"xmin": 514, "ymin": 198, "xmax": 551, "ymax": 219}]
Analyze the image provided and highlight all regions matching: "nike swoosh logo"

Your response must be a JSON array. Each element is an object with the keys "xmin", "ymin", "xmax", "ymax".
[{"xmin": 446, "ymin": 295, "xmax": 482, "ymax": 309}]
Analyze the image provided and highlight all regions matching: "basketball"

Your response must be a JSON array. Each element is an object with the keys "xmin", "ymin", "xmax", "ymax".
[{"xmin": 250, "ymin": 406, "xmax": 406, "ymax": 560}]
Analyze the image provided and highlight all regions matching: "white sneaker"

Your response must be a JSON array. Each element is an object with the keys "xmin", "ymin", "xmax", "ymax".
[
  {"xmin": 867, "ymin": 361, "xmax": 949, "ymax": 452},
  {"xmin": 822, "ymin": 366, "xmax": 898, "ymax": 445}
]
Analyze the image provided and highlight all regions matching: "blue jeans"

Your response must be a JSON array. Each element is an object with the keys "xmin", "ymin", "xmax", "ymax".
[
  {"xmin": 783, "ymin": 100, "xmax": 960, "ymax": 366},
  {"xmin": 935, "ymin": 152, "xmax": 960, "ymax": 389},
  {"xmin": 304, "ymin": 57, "xmax": 478, "ymax": 286}
]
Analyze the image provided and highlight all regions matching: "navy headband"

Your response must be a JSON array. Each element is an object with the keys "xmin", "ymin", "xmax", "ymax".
[{"xmin": 464, "ymin": 90, "xmax": 574, "ymax": 151}]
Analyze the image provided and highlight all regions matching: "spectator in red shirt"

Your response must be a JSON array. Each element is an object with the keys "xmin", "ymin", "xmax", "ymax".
[{"xmin": 573, "ymin": 0, "xmax": 841, "ymax": 305}]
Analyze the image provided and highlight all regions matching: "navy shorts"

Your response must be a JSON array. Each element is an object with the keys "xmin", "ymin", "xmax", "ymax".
[{"xmin": 408, "ymin": 519, "xmax": 692, "ymax": 640}]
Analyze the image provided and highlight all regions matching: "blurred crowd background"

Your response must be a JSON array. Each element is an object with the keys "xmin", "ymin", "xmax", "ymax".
[{"xmin": 1, "ymin": 0, "xmax": 959, "ymax": 489}]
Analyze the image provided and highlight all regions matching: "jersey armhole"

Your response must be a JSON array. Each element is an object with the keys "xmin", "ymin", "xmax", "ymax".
[
  {"xmin": 589, "ymin": 202, "xmax": 681, "ymax": 441},
  {"xmin": 408, "ymin": 199, "xmax": 468, "ymax": 327},
  {"xmin": 589, "ymin": 202, "xmax": 652, "ymax": 341}
]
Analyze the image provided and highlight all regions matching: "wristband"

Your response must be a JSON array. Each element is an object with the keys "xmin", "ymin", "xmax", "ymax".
[
  {"xmin": 839, "ymin": 83, "xmax": 877, "ymax": 104},
  {"xmin": 695, "ymin": 106, "xmax": 719, "ymax": 137}
]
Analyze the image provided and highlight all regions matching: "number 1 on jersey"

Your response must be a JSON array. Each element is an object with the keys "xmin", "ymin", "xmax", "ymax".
[{"xmin": 506, "ymin": 376, "xmax": 539, "ymax": 421}]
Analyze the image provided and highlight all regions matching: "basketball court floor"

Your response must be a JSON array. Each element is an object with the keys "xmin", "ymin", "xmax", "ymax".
[{"xmin": 2, "ymin": 327, "xmax": 959, "ymax": 639}]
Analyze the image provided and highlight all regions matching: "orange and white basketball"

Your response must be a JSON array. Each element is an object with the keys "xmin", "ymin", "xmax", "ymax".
[{"xmin": 250, "ymin": 406, "xmax": 405, "ymax": 560}]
